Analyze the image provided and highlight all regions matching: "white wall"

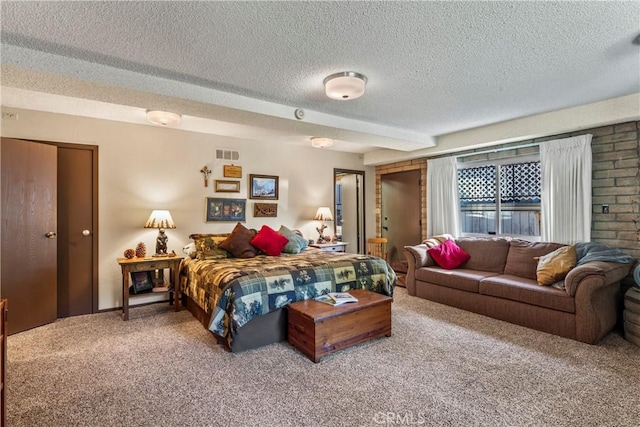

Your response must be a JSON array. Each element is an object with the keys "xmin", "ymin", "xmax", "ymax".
[{"xmin": 1, "ymin": 108, "xmax": 374, "ymax": 310}]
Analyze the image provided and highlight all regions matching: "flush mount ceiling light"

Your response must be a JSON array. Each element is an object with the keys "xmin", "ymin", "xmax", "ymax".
[
  {"xmin": 146, "ymin": 110, "xmax": 181, "ymax": 126},
  {"xmin": 323, "ymin": 71, "xmax": 367, "ymax": 100},
  {"xmin": 311, "ymin": 137, "xmax": 334, "ymax": 148}
]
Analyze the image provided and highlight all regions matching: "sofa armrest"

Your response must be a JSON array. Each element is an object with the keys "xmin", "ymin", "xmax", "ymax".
[
  {"xmin": 564, "ymin": 261, "xmax": 632, "ymax": 344},
  {"xmin": 564, "ymin": 261, "xmax": 631, "ymax": 297},
  {"xmin": 404, "ymin": 245, "xmax": 433, "ymax": 296},
  {"xmin": 404, "ymin": 244, "xmax": 431, "ymax": 269}
]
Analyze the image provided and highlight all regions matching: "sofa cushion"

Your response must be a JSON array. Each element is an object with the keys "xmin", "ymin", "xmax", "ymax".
[
  {"xmin": 416, "ymin": 267, "xmax": 499, "ymax": 293},
  {"xmin": 503, "ymin": 240, "xmax": 565, "ymax": 280},
  {"xmin": 536, "ymin": 245, "xmax": 577, "ymax": 286},
  {"xmin": 479, "ymin": 275, "xmax": 575, "ymax": 313},
  {"xmin": 427, "ymin": 239, "xmax": 470, "ymax": 269},
  {"xmin": 455, "ymin": 237, "xmax": 511, "ymax": 273}
]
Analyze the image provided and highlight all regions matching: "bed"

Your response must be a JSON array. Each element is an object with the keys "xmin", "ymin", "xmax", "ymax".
[{"xmin": 179, "ymin": 248, "xmax": 396, "ymax": 352}]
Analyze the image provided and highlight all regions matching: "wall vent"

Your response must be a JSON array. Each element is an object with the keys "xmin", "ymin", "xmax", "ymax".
[{"xmin": 216, "ymin": 149, "xmax": 240, "ymax": 161}]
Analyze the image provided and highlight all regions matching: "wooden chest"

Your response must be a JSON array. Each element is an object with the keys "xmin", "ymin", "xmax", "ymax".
[
  {"xmin": 624, "ymin": 287, "xmax": 640, "ymax": 347},
  {"xmin": 287, "ymin": 289, "xmax": 392, "ymax": 362}
]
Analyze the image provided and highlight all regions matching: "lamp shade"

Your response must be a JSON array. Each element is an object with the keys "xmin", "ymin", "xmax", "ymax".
[
  {"xmin": 146, "ymin": 110, "xmax": 181, "ymax": 126},
  {"xmin": 310, "ymin": 137, "xmax": 334, "ymax": 148},
  {"xmin": 313, "ymin": 207, "xmax": 334, "ymax": 221},
  {"xmin": 144, "ymin": 210, "xmax": 176, "ymax": 229},
  {"xmin": 323, "ymin": 71, "xmax": 367, "ymax": 100}
]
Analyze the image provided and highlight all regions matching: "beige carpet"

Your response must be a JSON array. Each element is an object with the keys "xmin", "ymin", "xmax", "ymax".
[{"xmin": 7, "ymin": 287, "xmax": 640, "ymax": 426}]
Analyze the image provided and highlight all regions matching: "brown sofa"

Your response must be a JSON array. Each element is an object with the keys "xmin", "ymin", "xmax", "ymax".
[{"xmin": 404, "ymin": 237, "xmax": 632, "ymax": 344}]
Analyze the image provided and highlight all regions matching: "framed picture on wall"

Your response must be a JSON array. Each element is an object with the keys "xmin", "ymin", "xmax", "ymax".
[
  {"xmin": 206, "ymin": 198, "xmax": 246, "ymax": 222},
  {"xmin": 253, "ymin": 202, "xmax": 278, "ymax": 217},
  {"xmin": 249, "ymin": 174, "xmax": 279, "ymax": 200},
  {"xmin": 214, "ymin": 180, "xmax": 241, "ymax": 193}
]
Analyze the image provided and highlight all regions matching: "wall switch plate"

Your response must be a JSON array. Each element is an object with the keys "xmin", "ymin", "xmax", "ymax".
[{"xmin": 602, "ymin": 204, "xmax": 609, "ymax": 214}]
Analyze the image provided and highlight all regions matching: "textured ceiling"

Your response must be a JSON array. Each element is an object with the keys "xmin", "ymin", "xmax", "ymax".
[{"xmin": 1, "ymin": 1, "xmax": 639, "ymax": 154}]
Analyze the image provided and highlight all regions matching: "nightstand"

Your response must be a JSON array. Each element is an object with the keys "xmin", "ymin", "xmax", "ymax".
[
  {"xmin": 117, "ymin": 256, "xmax": 183, "ymax": 320},
  {"xmin": 309, "ymin": 242, "xmax": 348, "ymax": 253}
]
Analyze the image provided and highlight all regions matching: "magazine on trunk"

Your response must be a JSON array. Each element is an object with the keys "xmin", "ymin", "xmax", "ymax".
[
  {"xmin": 315, "ymin": 292, "xmax": 358, "ymax": 306},
  {"xmin": 328, "ymin": 292, "xmax": 358, "ymax": 304}
]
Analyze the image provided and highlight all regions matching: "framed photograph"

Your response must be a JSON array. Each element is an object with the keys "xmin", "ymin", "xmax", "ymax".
[
  {"xmin": 253, "ymin": 202, "xmax": 278, "ymax": 217},
  {"xmin": 206, "ymin": 197, "xmax": 246, "ymax": 222},
  {"xmin": 223, "ymin": 165, "xmax": 242, "ymax": 178},
  {"xmin": 249, "ymin": 174, "xmax": 279, "ymax": 200},
  {"xmin": 130, "ymin": 271, "xmax": 154, "ymax": 294},
  {"xmin": 215, "ymin": 180, "xmax": 241, "ymax": 193}
]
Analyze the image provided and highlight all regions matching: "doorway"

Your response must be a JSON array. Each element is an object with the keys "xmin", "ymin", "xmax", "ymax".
[
  {"xmin": 381, "ymin": 169, "xmax": 422, "ymax": 269},
  {"xmin": 1, "ymin": 138, "xmax": 98, "ymax": 334},
  {"xmin": 334, "ymin": 169, "xmax": 365, "ymax": 254}
]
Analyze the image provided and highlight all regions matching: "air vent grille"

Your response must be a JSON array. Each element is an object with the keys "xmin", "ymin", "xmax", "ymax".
[{"xmin": 216, "ymin": 149, "xmax": 240, "ymax": 161}]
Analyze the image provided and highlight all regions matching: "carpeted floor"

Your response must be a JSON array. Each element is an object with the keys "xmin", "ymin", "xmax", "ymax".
[{"xmin": 7, "ymin": 287, "xmax": 640, "ymax": 427}]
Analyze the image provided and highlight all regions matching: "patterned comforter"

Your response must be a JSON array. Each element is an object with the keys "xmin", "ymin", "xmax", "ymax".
[{"xmin": 180, "ymin": 249, "xmax": 396, "ymax": 346}]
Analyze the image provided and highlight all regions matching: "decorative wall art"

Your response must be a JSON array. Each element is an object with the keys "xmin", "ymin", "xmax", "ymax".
[
  {"xmin": 200, "ymin": 166, "xmax": 211, "ymax": 187},
  {"xmin": 253, "ymin": 203, "xmax": 278, "ymax": 218},
  {"xmin": 206, "ymin": 198, "xmax": 246, "ymax": 222},
  {"xmin": 249, "ymin": 174, "xmax": 279, "ymax": 200},
  {"xmin": 223, "ymin": 165, "xmax": 242, "ymax": 178},
  {"xmin": 215, "ymin": 180, "xmax": 241, "ymax": 193}
]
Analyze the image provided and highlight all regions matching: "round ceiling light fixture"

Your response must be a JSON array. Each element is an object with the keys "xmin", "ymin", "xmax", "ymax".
[
  {"xmin": 310, "ymin": 137, "xmax": 334, "ymax": 148},
  {"xmin": 146, "ymin": 110, "xmax": 181, "ymax": 126},
  {"xmin": 323, "ymin": 71, "xmax": 367, "ymax": 100}
]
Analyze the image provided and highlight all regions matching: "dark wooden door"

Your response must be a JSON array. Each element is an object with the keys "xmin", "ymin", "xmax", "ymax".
[
  {"xmin": 1, "ymin": 138, "xmax": 58, "ymax": 334},
  {"xmin": 381, "ymin": 170, "xmax": 422, "ymax": 268},
  {"xmin": 57, "ymin": 145, "xmax": 96, "ymax": 317}
]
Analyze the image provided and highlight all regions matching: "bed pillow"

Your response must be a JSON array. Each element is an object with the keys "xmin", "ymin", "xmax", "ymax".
[
  {"xmin": 427, "ymin": 239, "xmax": 470, "ymax": 270},
  {"xmin": 251, "ymin": 225, "xmax": 289, "ymax": 256},
  {"xmin": 189, "ymin": 233, "xmax": 230, "ymax": 260},
  {"xmin": 535, "ymin": 245, "xmax": 577, "ymax": 286},
  {"xmin": 278, "ymin": 225, "xmax": 308, "ymax": 254},
  {"xmin": 218, "ymin": 223, "xmax": 258, "ymax": 258}
]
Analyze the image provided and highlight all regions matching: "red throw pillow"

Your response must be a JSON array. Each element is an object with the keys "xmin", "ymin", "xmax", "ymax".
[
  {"xmin": 427, "ymin": 239, "xmax": 470, "ymax": 270},
  {"xmin": 250, "ymin": 225, "xmax": 289, "ymax": 256}
]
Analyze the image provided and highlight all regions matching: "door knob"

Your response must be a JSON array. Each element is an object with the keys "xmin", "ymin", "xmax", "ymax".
[
  {"xmin": 82, "ymin": 230, "xmax": 91, "ymax": 236},
  {"xmin": 45, "ymin": 231, "xmax": 57, "ymax": 239}
]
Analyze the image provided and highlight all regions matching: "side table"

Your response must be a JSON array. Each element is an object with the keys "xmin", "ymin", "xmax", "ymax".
[
  {"xmin": 309, "ymin": 242, "xmax": 348, "ymax": 253},
  {"xmin": 624, "ymin": 287, "xmax": 640, "ymax": 347},
  {"xmin": 117, "ymin": 256, "xmax": 183, "ymax": 320}
]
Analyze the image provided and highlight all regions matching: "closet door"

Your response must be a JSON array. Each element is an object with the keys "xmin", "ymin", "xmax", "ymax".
[{"xmin": 1, "ymin": 138, "xmax": 58, "ymax": 334}]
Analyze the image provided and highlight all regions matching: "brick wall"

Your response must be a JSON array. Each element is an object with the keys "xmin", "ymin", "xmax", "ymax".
[{"xmin": 374, "ymin": 120, "xmax": 640, "ymax": 258}]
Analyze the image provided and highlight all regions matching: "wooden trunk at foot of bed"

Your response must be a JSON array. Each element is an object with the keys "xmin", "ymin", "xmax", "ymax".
[{"xmin": 184, "ymin": 295, "xmax": 288, "ymax": 352}]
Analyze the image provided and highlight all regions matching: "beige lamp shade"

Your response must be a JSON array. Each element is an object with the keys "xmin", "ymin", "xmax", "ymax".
[
  {"xmin": 144, "ymin": 210, "xmax": 176, "ymax": 229},
  {"xmin": 313, "ymin": 207, "xmax": 334, "ymax": 221}
]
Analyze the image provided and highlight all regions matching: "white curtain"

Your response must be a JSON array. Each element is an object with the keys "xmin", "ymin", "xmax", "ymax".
[
  {"xmin": 427, "ymin": 156, "xmax": 461, "ymax": 237},
  {"xmin": 540, "ymin": 134, "xmax": 592, "ymax": 244}
]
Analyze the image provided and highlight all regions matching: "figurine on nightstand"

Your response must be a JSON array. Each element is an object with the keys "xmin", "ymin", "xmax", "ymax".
[
  {"xmin": 156, "ymin": 229, "xmax": 168, "ymax": 255},
  {"xmin": 315, "ymin": 223, "xmax": 328, "ymax": 243}
]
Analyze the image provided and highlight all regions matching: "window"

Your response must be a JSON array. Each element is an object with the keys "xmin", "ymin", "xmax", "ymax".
[{"xmin": 458, "ymin": 158, "xmax": 541, "ymax": 237}]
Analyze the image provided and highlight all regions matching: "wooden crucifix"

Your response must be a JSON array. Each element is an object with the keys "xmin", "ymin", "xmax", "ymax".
[{"xmin": 200, "ymin": 166, "xmax": 211, "ymax": 187}]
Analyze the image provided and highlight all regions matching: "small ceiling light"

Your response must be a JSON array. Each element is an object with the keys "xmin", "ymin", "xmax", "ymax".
[
  {"xmin": 323, "ymin": 71, "xmax": 367, "ymax": 100},
  {"xmin": 311, "ymin": 137, "xmax": 334, "ymax": 148},
  {"xmin": 146, "ymin": 110, "xmax": 181, "ymax": 126}
]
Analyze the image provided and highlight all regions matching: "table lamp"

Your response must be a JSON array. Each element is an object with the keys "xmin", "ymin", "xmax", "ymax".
[
  {"xmin": 144, "ymin": 210, "xmax": 176, "ymax": 256},
  {"xmin": 313, "ymin": 207, "xmax": 333, "ymax": 243}
]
